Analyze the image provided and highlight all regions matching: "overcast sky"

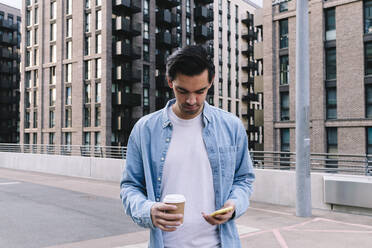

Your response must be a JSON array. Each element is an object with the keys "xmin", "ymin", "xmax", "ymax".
[{"xmin": 1, "ymin": 0, "xmax": 262, "ymax": 11}]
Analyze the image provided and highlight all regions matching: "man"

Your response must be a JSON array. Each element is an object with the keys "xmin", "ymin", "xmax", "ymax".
[{"xmin": 120, "ymin": 45, "xmax": 255, "ymax": 247}]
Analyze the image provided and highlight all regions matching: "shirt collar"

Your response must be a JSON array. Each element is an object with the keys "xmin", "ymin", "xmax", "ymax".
[{"xmin": 161, "ymin": 99, "xmax": 211, "ymax": 128}]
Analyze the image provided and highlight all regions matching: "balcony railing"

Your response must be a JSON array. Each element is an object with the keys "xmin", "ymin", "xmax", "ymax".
[
  {"xmin": 112, "ymin": 91, "xmax": 141, "ymax": 107},
  {"xmin": 194, "ymin": 6, "xmax": 213, "ymax": 23},
  {"xmin": 156, "ymin": 0, "xmax": 181, "ymax": 9},
  {"xmin": 156, "ymin": 9, "xmax": 178, "ymax": 28},
  {"xmin": 113, "ymin": 18, "xmax": 141, "ymax": 37},
  {"xmin": 113, "ymin": 0, "xmax": 141, "ymax": 15},
  {"xmin": 2, "ymin": 144, "xmax": 372, "ymax": 176},
  {"xmin": 194, "ymin": 25, "xmax": 214, "ymax": 42},
  {"xmin": 113, "ymin": 43, "xmax": 141, "ymax": 61}
]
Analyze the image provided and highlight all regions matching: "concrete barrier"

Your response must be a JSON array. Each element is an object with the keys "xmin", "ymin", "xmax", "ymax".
[{"xmin": 0, "ymin": 152, "xmax": 125, "ymax": 182}]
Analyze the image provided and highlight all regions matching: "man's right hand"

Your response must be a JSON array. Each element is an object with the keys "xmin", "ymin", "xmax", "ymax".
[{"xmin": 150, "ymin": 203, "xmax": 183, "ymax": 232}]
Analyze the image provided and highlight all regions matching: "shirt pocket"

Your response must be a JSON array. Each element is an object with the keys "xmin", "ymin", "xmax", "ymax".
[{"xmin": 218, "ymin": 146, "xmax": 237, "ymax": 180}]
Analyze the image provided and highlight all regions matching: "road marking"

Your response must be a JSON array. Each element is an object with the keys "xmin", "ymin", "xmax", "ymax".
[
  {"xmin": 273, "ymin": 229, "xmax": 289, "ymax": 248},
  {"xmin": 114, "ymin": 242, "xmax": 148, "ymax": 248},
  {"xmin": 0, "ymin": 182, "xmax": 20, "ymax": 186}
]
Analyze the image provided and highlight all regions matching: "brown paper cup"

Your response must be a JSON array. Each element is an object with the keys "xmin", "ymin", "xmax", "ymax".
[{"xmin": 163, "ymin": 194, "xmax": 186, "ymax": 224}]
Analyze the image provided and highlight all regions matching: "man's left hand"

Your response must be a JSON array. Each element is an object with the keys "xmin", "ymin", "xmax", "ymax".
[{"xmin": 202, "ymin": 200, "xmax": 235, "ymax": 225}]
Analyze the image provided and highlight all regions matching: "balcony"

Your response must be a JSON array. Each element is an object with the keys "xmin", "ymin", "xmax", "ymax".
[
  {"xmin": 242, "ymin": 93, "xmax": 259, "ymax": 102},
  {"xmin": 114, "ymin": 67, "xmax": 141, "ymax": 83},
  {"xmin": 254, "ymin": 75, "xmax": 263, "ymax": 93},
  {"xmin": 194, "ymin": 25, "xmax": 214, "ymax": 42},
  {"xmin": 242, "ymin": 61, "xmax": 257, "ymax": 72},
  {"xmin": 242, "ymin": 77, "xmax": 254, "ymax": 88},
  {"xmin": 0, "ymin": 95, "xmax": 17, "ymax": 104},
  {"xmin": 113, "ymin": 43, "xmax": 141, "ymax": 61},
  {"xmin": 113, "ymin": 0, "xmax": 141, "ymax": 15},
  {"xmin": 156, "ymin": 31, "xmax": 178, "ymax": 48},
  {"xmin": 0, "ymin": 19, "xmax": 18, "ymax": 31},
  {"xmin": 242, "ymin": 29, "xmax": 256, "ymax": 41},
  {"xmin": 254, "ymin": 42, "xmax": 263, "ymax": 60},
  {"xmin": 156, "ymin": 75, "xmax": 169, "ymax": 88},
  {"xmin": 156, "ymin": 9, "xmax": 178, "ymax": 29},
  {"xmin": 194, "ymin": 0, "xmax": 214, "ymax": 4},
  {"xmin": 112, "ymin": 91, "xmax": 141, "ymax": 107},
  {"xmin": 113, "ymin": 18, "xmax": 141, "ymax": 37},
  {"xmin": 194, "ymin": 6, "xmax": 213, "ymax": 23},
  {"xmin": 242, "ymin": 13, "xmax": 254, "ymax": 26},
  {"xmin": 242, "ymin": 45, "xmax": 254, "ymax": 57},
  {"xmin": 0, "ymin": 34, "xmax": 17, "ymax": 46},
  {"xmin": 0, "ymin": 64, "xmax": 11, "ymax": 74},
  {"xmin": 156, "ymin": 53, "xmax": 169, "ymax": 69},
  {"xmin": 112, "ymin": 115, "xmax": 137, "ymax": 131},
  {"xmin": 156, "ymin": 0, "xmax": 181, "ymax": 9}
]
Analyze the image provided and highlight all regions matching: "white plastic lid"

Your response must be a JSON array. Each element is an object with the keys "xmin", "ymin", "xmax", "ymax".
[{"xmin": 163, "ymin": 194, "xmax": 186, "ymax": 203}]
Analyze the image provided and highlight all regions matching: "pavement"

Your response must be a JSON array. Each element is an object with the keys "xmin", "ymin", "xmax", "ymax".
[{"xmin": 1, "ymin": 167, "xmax": 372, "ymax": 248}]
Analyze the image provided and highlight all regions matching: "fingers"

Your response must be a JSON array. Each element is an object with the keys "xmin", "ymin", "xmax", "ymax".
[
  {"xmin": 157, "ymin": 223, "xmax": 178, "ymax": 232},
  {"xmin": 151, "ymin": 203, "xmax": 183, "ymax": 232},
  {"xmin": 202, "ymin": 211, "xmax": 233, "ymax": 226}
]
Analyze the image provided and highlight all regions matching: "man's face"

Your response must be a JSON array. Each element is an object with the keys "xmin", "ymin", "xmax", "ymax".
[{"xmin": 168, "ymin": 69, "xmax": 213, "ymax": 120}]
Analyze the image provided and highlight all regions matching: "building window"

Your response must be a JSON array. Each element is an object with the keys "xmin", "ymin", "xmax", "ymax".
[
  {"xmin": 66, "ymin": 64, "xmax": 72, "ymax": 82},
  {"xmin": 218, "ymin": 80, "xmax": 222, "ymax": 96},
  {"xmin": 26, "ymin": 10, "xmax": 31, "ymax": 26},
  {"xmin": 236, "ymin": 81, "xmax": 239, "ymax": 98},
  {"xmin": 280, "ymin": 128, "xmax": 290, "ymax": 152},
  {"xmin": 279, "ymin": 2, "xmax": 288, "ymax": 12},
  {"xmin": 26, "ymin": 50, "xmax": 31, "ymax": 67},
  {"xmin": 33, "ymin": 133, "xmax": 37, "ymax": 144},
  {"xmin": 325, "ymin": 8, "xmax": 335, "ymax": 40},
  {"xmin": 85, "ymin": 13, "xmax": 91, "ymax": 32},
  {"xmin": 65, "ymin": 132, "xmax": 72, "ymax": 145},
  {"xmin": 218, "ymin": 0, "xmax": 222, "ymax": 11},
  {"xmin": 65, "ymin": 108, "xmax": 72, "ymax": 127},
  {"xmin": 25, "ymin": 112, "xmax": 30, "ymax": 129},
  {"xmin": 33, "ymin": 70, "xmax": 38, "ymax": 87},
  {"xmin": 50, "ymin": 23, "xmax": 56, "ymax": 41},
  {"xmin": 143, "ymin": 65, "xmax": 149, "ymax": 85},
  {"xmin": 279, "ymin": 19, "xmax": 288, "ymax": 49},
  {"xmin": 25, "ymin": 71, "xmax": 31, "ymax": 88},
  {"xmin": 84, "ymin": 132, "xmax": 91, "ymax": 145},
  {"xmin": 228, "ymin": 81, "xmax": 231, "ymax": 97},
  {"xmin": 33, "ymin": 111, "xmax": 37, "ymax": 128},
  {"xmin": 34, "ymin": 28, "xmax": 38, "ymax": 45},
  {"xmin": 25, "ymin": 91, "xmax": 31, "ymax": 108},
  {"xmin": 33, "ymin": 90, "xmax": 37, "ymax": 107},
  {"xmin": 326, "ymin": 87, "xmax": 337, "ymax": 119},
  {"xmin": 49, "ymin": 133, "xmax": 55, "ymax": 145},
  {"xmin": 84, "ymin": 60, "xmax": 91, "ymax": 80},
  {"xmin": 94, "ymin": 83, "xmax": 101, "ymax": 103},
  {"xmin": 143, "ymin": 0, "xmax": 149, "ymax": 17},
  {"xmin": 365, "ymin": 42, "xmax": 372, "ymax": 75},
  {"xmin": 66, "ymin": 87, "xmax": 72, "ymax": 105},
  {"xmin": 50, "ymin": 1, "xmax": 57, "ymax": 19},
  {"xmin": 143, "ymin": 88, "xmax": 149, "ymax": 106},
  {"xmin": 227, "ymin": 100, "xmax": 231, "ymax": 112},
  {"xmin": 66, "ymin": 41, "xmax": 72, "ymax": 59},
  {"xmin": 84, "ymin": 107, "xmax": 91, "ymax": 127},
  {"xmin": 186, "ymin": 17, "xmax": 191, "ymax": 33},
  {"xmin": 49, "ymin": 88, "xmax": 56, "ymax": 106},
  {"xmin": 95, "ymin": 107, "xmax": 101, "ymax": 126},
  {"xmin": 96, "ymin": 10, "xmax": 102, "ymax": 30},
  {"xmin": 236, "ymin": 101, "xmax": 239, "ymax": 116},
  {"xmin": 326, "ymin": 127, "xmax": 338, "ymax": 169},
  {"xmin": 49, "ymin": 110, "xmax": 55, "ymax": 128},
  {"xmin": 85, "ymin": 0, "xmax": 90, "ymax": 9},
  {"xmin": 66, "ymin": 19, "xmax": 72, "ymax": 37},
  {"xmin": 85, "ymin": 36, "xmax": 91, "ymax": 55},
  {"xmin": 50, "ymin": 44, "xmax": 56, "ymax": 62},
  {"xmin": 95, "ymin": 132, "xmax": 101, "ymax": 146},
  {"xmin": 84, "ymin": 83, "xmax": 91, "ymax": 103},
  {"xmin": 280, "ymin": 55, "xmax": 289, "ymax": 85},
  {"xmin": 367, "ymin": 128, "xmax": 372, "ymax": 154},
  {"xmin": 280, "ymin": 92, "xmax": 289, "ymax": 121},
  {"xmin": 50, "ymin": 66, "xmax": 56, "ymax": 84},
  {"xmin": 326, "ymin": 48, "xmax": 336, "ymax": 80},
  {"xmin": 95, "ymin": 58, "xmax": 101, "ymax": 78},
  {"xmin": 143, "ymin": 22, "xmax": 149, "ymax": 39},
  {"xmin": 66, "ymin": 0, "xmax": 72, "ymax": 15},
  {"xmin": 96, "ymin": 0, "xmax": 101, "ymax": 7},
  {"xmin": 26, "ymin": 30, "xmax": 31, "ymax": 46},
  {"xmin": 143, "ymin": 43, "xmax": 149, "ymax": 61},
  {"xmin": 33, "ymin": 48, "xmax": 38, "ymax": 66},
  {"xmin": 96, "ymin": 34, "xmax": 101, "ymax": 54},
  {"xmin": 366, "ymin": 85, "xmax": 372, "ymax": 118},
  {"xmin": 365, "ymin": 0, "xmax": 372, "ymax": 34}
]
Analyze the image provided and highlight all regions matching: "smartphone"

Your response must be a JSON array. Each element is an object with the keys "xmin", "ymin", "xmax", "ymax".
[{"xmin": 210, "ymin": 206, "xmax": 234, "ymax": 217}]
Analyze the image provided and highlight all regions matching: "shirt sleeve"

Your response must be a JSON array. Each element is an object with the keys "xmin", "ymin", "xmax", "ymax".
[
  {"xmin": 120, "ymin": 125, "xmax": 156, "ymax": 229},
  {"xmin": 228, "ymin": 120, "xmax": 255, "ymax": 219}
]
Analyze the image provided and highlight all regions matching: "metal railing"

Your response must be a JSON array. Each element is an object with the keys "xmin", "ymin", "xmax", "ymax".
[
  {"xmin": 0, "ymin": 143, "xmax": 371, "ymax": 176},
  {"xmin": 0, "ymin": 143, "xmax": 127, "ymax": 159},
  {"xmin": 250, "ymin": 151, "xmax": 372, "ymax": 176}
]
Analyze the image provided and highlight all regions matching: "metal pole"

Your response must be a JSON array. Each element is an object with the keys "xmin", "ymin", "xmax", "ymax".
[{"xmin": 296, "ymin": 0, "xmax": 312, "ymax": 217}]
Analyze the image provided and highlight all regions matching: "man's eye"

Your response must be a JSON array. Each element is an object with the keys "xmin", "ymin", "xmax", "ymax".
[{"xmin": 196, "ymin": 91, "xmax": 204, "ymax": 94}]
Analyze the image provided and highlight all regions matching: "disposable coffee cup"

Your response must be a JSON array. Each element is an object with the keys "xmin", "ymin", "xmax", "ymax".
[{"xmin": 163, "ymin": 194, "xmax": 186, "ymax": 224}]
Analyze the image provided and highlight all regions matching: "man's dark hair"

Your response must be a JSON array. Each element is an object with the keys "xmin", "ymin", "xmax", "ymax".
[{"xmin": 166, "ymin": 45, "xmax": 215, "ymax": 83}]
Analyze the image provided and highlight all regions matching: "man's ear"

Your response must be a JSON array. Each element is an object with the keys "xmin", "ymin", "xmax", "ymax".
[
  {"xmin": 167, "ymin": 76, "xmax": 173, "ymax": 88},
  {"xmin": 209, "ymin": 75, "xmax": 215, "ymax": 88}
]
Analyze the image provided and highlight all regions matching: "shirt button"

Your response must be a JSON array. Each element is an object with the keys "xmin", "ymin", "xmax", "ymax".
[
  {"xmin": 158, "ymin": 177, "xmax": 161, "ymax": 181},
  {"xmin": 156, "ymin": 198, "xmax": 160, "ymax": 202},
  {"xmin": 161, "ymin": 157, "xmax": 164, "ymax": 161},
  {"xmin": 166, "ymin": 138, "xmax": 170, "ymax": 142}
]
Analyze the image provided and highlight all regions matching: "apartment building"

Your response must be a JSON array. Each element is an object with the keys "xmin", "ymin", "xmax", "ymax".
[
  {"xmin": 262, "ymin": 0, "xmax": 372, "ymax": 155},
  {"xmin": 20, "ymin": 0, "xmax": 258, "ymax": 147},
  {"xmin": 0, "ymin": 3, "xmax": 21, "ymax": 143}
]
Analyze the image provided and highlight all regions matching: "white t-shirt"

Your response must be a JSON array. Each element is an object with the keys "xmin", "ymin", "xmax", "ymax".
[{"xmin": 160, "ymin": 106, "xmax": 220, "ymax": 248}]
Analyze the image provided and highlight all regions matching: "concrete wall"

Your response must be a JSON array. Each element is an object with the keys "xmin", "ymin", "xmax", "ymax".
[{"xmin": 0, "ymin": 152, "xmax": 125, "ymax": 182}]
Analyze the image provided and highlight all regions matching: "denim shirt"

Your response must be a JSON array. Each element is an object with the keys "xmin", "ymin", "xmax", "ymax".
[{"xmin": 120, "ymin": 99, "xmax": 255, "ymax": 248}]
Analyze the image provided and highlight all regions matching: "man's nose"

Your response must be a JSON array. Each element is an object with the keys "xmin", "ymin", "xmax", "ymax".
[{"xmin": 186, "ymin": 94, "xmax": 196, "ymax": 105}]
